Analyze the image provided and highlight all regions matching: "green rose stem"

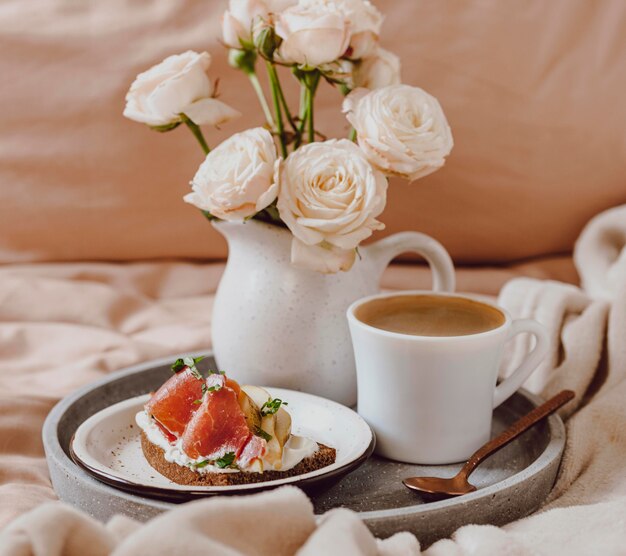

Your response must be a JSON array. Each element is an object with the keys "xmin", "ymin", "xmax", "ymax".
[
  {"xmin": 266, "ymin": 61, "xmax": 288, "ymax": 158},
  {"xmin": 228, "ymin": 49, "xmax": 275, "ymax": 129},
  {"xmin": 267, "ymin": 63, "xmax": 298, "ymax": 134},
  {"xmin": 294, "ymin": 84, "xmax": 308, "ymax": 149},
  {"xmin": 303, "ymin": 71, "xmax": 320, "ymax": 144},
  {"xmin": 306, "ymin": 85, "xmax": 314, "ymax": 143},
  {"xmin": 247, "ymin": 71, "xmax": 275, "ymax": 129},
  {"xmin": 181, "ymin": 114, "xmax": 210, "ymax": 155},
  {"xmin": 340, "ymin": 83, "xmax": 357, "ymax": 142}
]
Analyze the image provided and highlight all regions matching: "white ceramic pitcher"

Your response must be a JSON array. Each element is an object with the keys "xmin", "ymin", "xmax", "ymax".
[{"xmin": 212, "ymin": 220, "xmax": 455, "ymax": 406}]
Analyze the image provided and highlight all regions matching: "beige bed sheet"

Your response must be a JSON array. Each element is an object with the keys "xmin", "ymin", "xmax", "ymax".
[{"xmin": 0, "ymin": 257, "xmax": 577, "ymax": 527}]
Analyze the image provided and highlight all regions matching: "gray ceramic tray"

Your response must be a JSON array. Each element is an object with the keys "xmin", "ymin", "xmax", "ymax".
[{"xmin": 43, "ymin": 353, "xmax": 565, "ymax": 546}]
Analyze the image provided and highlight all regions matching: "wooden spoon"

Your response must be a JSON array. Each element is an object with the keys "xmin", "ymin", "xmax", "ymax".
[{"xmin": 403, "ymin": 390, "xmax": 574, "ymax": 498}]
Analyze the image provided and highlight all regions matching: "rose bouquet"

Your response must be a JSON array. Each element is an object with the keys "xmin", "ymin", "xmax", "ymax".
[{"xmin": 124, "ymin": 0, "xmax": 453, "ymax": 274}]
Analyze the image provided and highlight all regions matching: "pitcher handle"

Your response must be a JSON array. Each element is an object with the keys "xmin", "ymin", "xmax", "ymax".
[{"xmin": 366, "ymin": 232, "xmax": 456, "ymax": 292}]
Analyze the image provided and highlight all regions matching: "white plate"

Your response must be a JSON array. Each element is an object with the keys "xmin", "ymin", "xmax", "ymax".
[{"xmin": 71, "ymin": 388, "xmax": 375, "ymax": 499}]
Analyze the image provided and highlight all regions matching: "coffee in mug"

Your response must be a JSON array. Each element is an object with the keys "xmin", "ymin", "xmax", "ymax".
[
  {"xmin": 347, "ymin": 291, "xmax": 550, "ymax": 464},
  {"xmin": 354, "ymin": 294, "xmax": 506, "ymax": 337}
]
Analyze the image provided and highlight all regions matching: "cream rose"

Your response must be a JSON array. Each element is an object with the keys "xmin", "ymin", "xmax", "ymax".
[
  {"xmin": 222, "ymin": 0, "xmax": 270, "ymax": 49},
  {"xmin": 267, "ymin": 0, "xmax": 297, "ymax": 10},
  {"xmin": 276, "ymin": 139, "xmax": 387, "ymax": 273},
  {"xmin": 353, "ymin": 47, "xmax": 401, "ymax": 89},
  {"xmin": 336, "ymin": 0, "xmax": 383, "ymax": 59},
  {"xmin": 275, "ymin": 3, "xmax": 350, "ymax": 67},
  {"xmin": 299, "ymin": 0, "xmax": 383, "ymax": 59},
  {"xmin": 184, "ymin": 127, "xmax": 278, "ymax": 221},
  {"xmin": 124, "ymin": 51, "xmax": 240, "ymax": 128},
  {"xmin": 343, "ymin": 85, "xmax": 453, "ymax": 181}
]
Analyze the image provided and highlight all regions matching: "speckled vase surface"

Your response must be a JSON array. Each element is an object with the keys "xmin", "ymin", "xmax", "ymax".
[{"xmin": 211, "ymin": 220, "xmax": 455, "ymax": 406}]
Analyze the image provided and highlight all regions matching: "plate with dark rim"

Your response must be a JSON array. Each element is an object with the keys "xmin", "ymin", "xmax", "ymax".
[{"xmin": 69, "ymin": 387, "xmax": 375, "ymax": 500}]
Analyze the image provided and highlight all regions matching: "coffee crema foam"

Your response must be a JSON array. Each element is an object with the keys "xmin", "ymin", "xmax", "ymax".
[{"xmin": 355, "ymin": 295, "xmax": 505, "ymax": 337}]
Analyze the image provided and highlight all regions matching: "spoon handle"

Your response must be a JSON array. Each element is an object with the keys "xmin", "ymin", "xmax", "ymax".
[{"xmin": 460, "ymin": 390, "xmax": 575, "ymax": 478}]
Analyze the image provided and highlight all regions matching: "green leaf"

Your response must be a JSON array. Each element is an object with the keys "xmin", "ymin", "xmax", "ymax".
[
  {"xmin": 228, "ymin": 48, "xmax": 257, "ymax": 74},
  {"xmin": 193, "ymin": 399, "xmax": 202, "ymax": 405},
  {"xmin": 254, "ymin": 426, "xmax": 272, "ymax": 442},
  {"xmin": 194, "ymin": 460, "xmax": 210, "ymax": 468},
  {"xmin": 254, "ymin": 26, "xmax": 281, "ymax": 60},
  {"xmin": 207, "ymin": 385, "xmax": 222, "ymax": 393},
  {"xmin": 214, "ymin": 452, "xmax": 237, "ymax": 469},
  {"xmin": 207, "ymin": 369, "xmax": 226, "ymax": 375},
  {"xmin": 260, "ymin": 398, "xmax": 288, "ymax": 416},
  {"xmin": 172, "ymin": 355, "xmax": 206, "ymax": 379},
  {"xmin": 171, "ymin": 358, "xmax": 186, "ymax": 373},
  {"xmin": 202, "ymin": 211, "xmax": 218, "ymax": 222},
  {"xmin": 149, "ymin": 121, "xmax": 182, "ymax": 133}
]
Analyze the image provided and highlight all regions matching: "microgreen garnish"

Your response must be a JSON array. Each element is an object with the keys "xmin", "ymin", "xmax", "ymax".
[
  {"xmin": 215, "ymin": 452, "xmax": 237, "ymax": 469},
  {"xmin": 184, "ymin": 355, "xmax": 205, "ymax": 367},
  {"xmin": 254, "ymin": 426, "xmax": 272, "ymax": 442},
  {"xmin": 207, "ymin": 369, "xmax": 226, "ymax": 375},
  {"xmin": 171, "ymin": 358, "xmax": 186, "ymax": 373},
  {"xmin": 194, "ymin": 460, "xmax": 210, "ymax": 468},
  {"xmin": 260, "ymin": 398, "xmax": 288, "ymax": 416},
  {"xmin": 192, "ymin": 382, "xmax": 221, "ymax": 405},
  {"xmin": 171, "ymin": 355, "xmax": 205, "ymax": 379}
]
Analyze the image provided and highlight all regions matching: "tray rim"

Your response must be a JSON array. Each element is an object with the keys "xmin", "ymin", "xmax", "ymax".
[{"xmin": 43, "ymin": 351, "xmax": 566, "ymax": 522}]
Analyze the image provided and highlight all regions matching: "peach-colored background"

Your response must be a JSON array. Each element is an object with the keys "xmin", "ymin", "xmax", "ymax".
[
  {"xmin": 1, "ymin": 0, "xmax": 626, "ymax": 530},
  {"xmin": 0, "ymin": 0, "xmax": 625, "ymax": 266}
]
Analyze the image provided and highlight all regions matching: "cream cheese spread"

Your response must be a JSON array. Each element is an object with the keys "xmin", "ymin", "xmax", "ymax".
[{"xmin": 136, "ymin": 410, "xmax": 318, "ymax": 474}]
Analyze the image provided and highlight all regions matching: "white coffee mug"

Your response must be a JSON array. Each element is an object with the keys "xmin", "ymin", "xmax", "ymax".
[{"xmin": 347, "ymin": 291, "xmax": 550, "ymax": 464}]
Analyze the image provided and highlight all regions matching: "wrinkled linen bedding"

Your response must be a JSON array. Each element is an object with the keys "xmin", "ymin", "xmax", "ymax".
[{"xmin": 1, "ymin": 207, "xmax": 625, "ymax": 554}]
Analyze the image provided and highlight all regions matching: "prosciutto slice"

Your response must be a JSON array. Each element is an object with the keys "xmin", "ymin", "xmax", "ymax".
[
  {"xmin": 146, "ymin": 369, "xmax": 267, "ymax": 466},
  {"xmin": 238, "ymin": 434, "xmax": 267, "ymax": 468},
  {"xmin": 144, "ymin": 368, "xmax": 204, "ymax": 438},
  {"xmin": 182, "ymin": 384, "xmax": 252, "ymax": 460}
]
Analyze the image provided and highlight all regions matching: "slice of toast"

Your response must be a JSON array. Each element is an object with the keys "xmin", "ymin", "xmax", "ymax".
[{"xmin": 141, "ymin": 431, "xmax": 336, "ymax": 486}]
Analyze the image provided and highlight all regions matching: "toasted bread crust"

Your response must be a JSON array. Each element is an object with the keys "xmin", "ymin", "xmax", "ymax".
[{"xmin": 141, "ymin": 431, "xmax": 336, "ymax": 486}]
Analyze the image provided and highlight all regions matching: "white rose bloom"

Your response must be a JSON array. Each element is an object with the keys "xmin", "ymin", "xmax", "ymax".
[
  {"xmin": 276, "ymin": 139, "xmax": 387, "ymax": 273},
  {"xmin": 124, "ymin": 51, "xmax": 240, "ymax": 128},
  {"xmin": 300, "ymin": 0, "xmax": 383, "ymax": 59},
  {"xmin": 222, "ymin": 0, "xmax": 269, "ymax": 49},
  {"xmin": 343, "ymin": 85, "xmax": 453, "ymax": 181},
  {"xmin": 184, "ymin": 127, "xmax": 278, "ymax": 221},
  {"xmin": 291, "ymin": 239, "xmax": 358, "ymax": 273},
  {"xmin": 353, "ymin": 47, "xmax": 401, "ymax": 89},
  {"xmin": 267, "ymin": 0, "xmax": 297, "ymax": 10},
  {"xmin": 275, "ymin": 3, "xmax": 350, "ymax": 67}
]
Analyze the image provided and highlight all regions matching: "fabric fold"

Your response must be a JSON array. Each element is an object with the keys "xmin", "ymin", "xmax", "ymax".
[
  {"xmin": 574, "ymin": 205, "xmax": 626, "ymax": 301},
  {"xmin": 498, "ymin": 278, "xmax": 609, "ymax": 411}
]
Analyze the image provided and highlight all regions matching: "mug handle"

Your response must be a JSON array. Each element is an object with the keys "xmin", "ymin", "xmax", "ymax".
[
  {"xmin": 367, "ymin": 232, "xmax": 456, "ymax": 293},
  {"xmin": 493, "ymin": 319, "xmax": 550, "ymax": 408}
]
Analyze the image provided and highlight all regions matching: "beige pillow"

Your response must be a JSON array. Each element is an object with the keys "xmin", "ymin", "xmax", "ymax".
[{"xmin": 1, "ymin": 0, "xmax": 625, "ymax": 264}]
